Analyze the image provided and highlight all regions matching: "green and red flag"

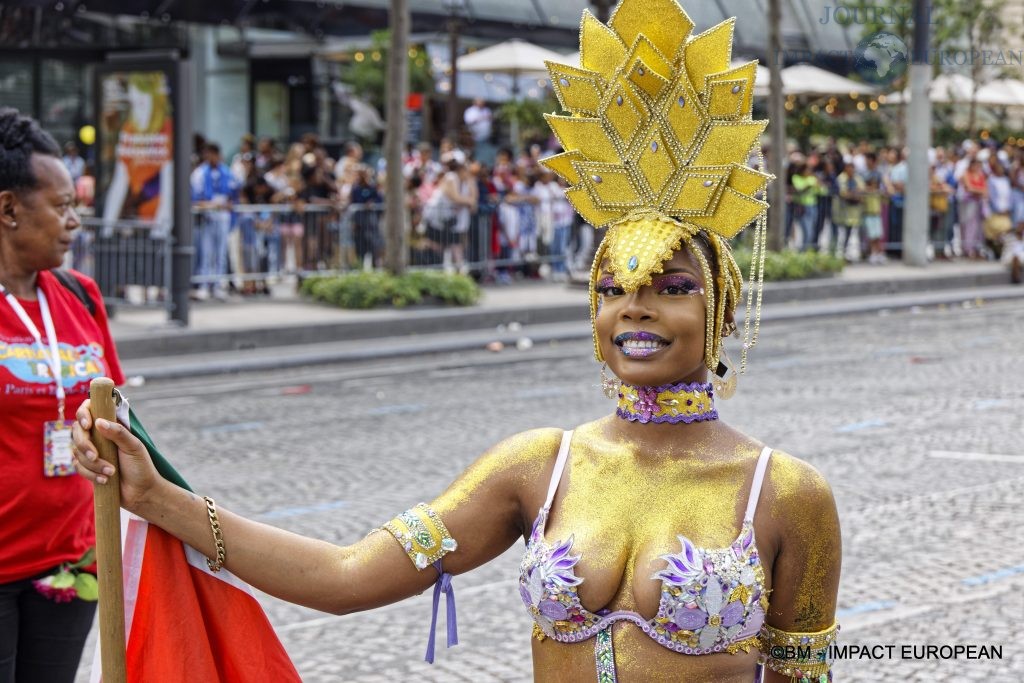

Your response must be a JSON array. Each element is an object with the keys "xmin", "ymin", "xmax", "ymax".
[{"xmin": 91, "ymin": 402, "xmax": 301, "ymax": 682}]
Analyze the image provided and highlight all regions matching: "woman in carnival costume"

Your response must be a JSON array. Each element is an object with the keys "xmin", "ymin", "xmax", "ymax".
[{"xmin": 72, "ymin": 0, "xmax": 841, "ymax": 680}]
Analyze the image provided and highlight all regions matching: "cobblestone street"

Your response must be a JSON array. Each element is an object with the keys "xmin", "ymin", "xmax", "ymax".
[{"xmin": 78, "ymin": 299, "xmax": 1024, "ymax": 682}]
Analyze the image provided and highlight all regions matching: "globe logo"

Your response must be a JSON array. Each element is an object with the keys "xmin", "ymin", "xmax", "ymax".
[{"xmin": 854, "ymin": 31, "xmax": 909, "ymax": 85}]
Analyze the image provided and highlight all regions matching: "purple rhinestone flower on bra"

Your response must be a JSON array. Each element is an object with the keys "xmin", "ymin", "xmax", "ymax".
[
  {"xmin": 655, "ymin": 535, "xmax": 706, "ymax": 586},
  {"xmin": 651, "ymin": 526, "xmax": 765, "ymax": 652},
  {"xmin": 520, "ymin": 533, "xmax": 585, "ymax": 636}
]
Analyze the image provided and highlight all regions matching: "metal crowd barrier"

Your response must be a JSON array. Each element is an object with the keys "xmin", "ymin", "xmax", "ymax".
[
  {"xmin": 70, "ymin": 200, "xmax": 582, "ymax": 305},
  {"xmin": 70, "ymin": 218, "xmax": 172, "ymax": 308}
]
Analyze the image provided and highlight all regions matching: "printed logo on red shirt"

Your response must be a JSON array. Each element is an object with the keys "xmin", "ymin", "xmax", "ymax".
[{"xmin": 0, "ymin": 341, "xmax": 108, "ymax": 391}]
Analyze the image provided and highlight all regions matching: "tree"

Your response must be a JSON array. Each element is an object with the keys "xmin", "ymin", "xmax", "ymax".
[
  {"xmin": 342, "ymin": 29, "xmax": 434, "ymax": 113},
  {"xmin": 933, "ymin": 0, "xmax": 1004, "ymax": 137},
  {"xmin": 498, "ymin": 95, "xmax": 559, "ymax": 149},
  {"xmin": 850, "ymin": 0, "xmax": 1006, "ymax": 139},
  {"xmin": 384, "ymin": 0, "xmax": 410, "ymax": 275},
  {"xmin": 848, "ymin": 0, "xmax": 914, "ymax": 145}
]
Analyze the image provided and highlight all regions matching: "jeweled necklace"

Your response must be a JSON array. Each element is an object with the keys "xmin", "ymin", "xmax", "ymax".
[{"xmin": 616, "ymin": 380, "xmax": 718, "ymax": 424}]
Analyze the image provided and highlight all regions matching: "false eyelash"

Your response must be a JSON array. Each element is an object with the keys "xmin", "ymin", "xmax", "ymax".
[
  {"xmin": 653, "ymin": 275, "xmax": 702, "ymax": 294},
  {"xmin": 594, "ymin": 277, "xmax": 620, "ymax": 295}
]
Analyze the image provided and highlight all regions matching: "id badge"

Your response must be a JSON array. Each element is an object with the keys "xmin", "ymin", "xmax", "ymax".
[{"xmin": 44, "ymin": 420, "xmax": 77, "ymax": 477}]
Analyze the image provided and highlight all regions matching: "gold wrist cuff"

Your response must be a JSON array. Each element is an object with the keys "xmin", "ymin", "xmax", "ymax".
[
  {"xmin": 759, "ymin": 622, "xmax": 839, "ymax": 682},
  {"xmin": 382, "ymin": 503, "xmax": 458, "ymax": 570}
]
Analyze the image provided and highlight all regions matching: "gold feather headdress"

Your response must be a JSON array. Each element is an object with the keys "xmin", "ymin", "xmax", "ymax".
[{"xmin": 540, "ymin": 0, "xmax": 772, "ymax": 373}]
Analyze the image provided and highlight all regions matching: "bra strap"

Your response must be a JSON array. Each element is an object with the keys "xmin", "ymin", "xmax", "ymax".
[
  {"xmin": 743, "ymin": 446, "xmax": 773, "ymax": 523},
  {"xmin": 542, "ymin": 430, "xmax": 574, "ymax": 511}
]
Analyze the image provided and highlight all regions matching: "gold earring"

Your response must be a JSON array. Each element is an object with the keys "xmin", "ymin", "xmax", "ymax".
[
  {"xmin": 600, "ymin": 363, "xmax": 621, "ymax": 400},
  {"xmin": 713, "ymin": 348, "xmax": 738, "ymax": 400}
]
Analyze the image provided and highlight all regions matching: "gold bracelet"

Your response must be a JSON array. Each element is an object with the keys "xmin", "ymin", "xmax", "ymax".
[{"xmin": 203, "ymin": 496, "xmax": 226, "ymax": 572}]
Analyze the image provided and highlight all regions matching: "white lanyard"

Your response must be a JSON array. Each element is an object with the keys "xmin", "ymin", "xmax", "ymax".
[{"xmin": 0, "ymin": 283, "xmax": 67, "ymax": 420}]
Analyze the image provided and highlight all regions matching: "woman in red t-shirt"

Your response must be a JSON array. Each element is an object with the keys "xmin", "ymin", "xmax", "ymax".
[{"xmin": 0, "ymin": 109, "xmax": 125, "ymax": 682}]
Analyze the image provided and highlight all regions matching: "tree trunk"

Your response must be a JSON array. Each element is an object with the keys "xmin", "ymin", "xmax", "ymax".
[
  {"xmin": 384, "ymin": 0, "xmax": 410, "ymax": 275},
  {"xmin": 967, "ymin": 28, "xmax": 979, "ymax": 138},
  {"xmin": 591, "ymin": 0, "xmax": 612, "ymax": 22},
  {"xmin": 447, "ymin": 20, "xmax": 460, "ymax": 138},
  {"xmin": 766, "ymin": 0, "xmax": 787, "ymax": 252}
]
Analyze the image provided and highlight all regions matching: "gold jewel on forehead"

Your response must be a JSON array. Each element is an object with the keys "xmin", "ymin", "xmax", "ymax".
[{"xmin": 543, "ymin": 0, "xmax": 774, "ymax": 374}]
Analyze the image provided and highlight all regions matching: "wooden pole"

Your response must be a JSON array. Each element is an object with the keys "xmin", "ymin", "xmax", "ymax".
[{"xmin": 90, "ymin": 377, "xmax": 127, "ymax": 683}]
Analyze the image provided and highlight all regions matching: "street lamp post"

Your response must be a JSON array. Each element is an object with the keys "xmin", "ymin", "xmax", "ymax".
[
  {"xmin": 766, "ymin": 0, "xmax": 786, "ymax": 252},
  {"xmin": 904, "ymin": 0, "xmax": 931, "ymax": 266}
]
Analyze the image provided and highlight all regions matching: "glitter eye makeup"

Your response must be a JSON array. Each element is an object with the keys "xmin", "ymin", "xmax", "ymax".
[
  {"xmin": 594, "ymin": 276, "xmax": 621, "ymax": 296},
  {"xmin": 652, "ymin": 274, "xmax": 703, "ymax": 296}
]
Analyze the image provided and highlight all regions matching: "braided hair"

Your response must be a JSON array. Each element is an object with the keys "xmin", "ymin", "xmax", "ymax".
[{"xmin": 0, "ymin": 108, "xmax": 61, "ymax": 194}]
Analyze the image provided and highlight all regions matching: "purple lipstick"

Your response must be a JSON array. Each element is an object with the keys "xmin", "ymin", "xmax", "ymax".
[{"xmin": 614, "ymin": 331, "xmax": 670, "ymax": 358}]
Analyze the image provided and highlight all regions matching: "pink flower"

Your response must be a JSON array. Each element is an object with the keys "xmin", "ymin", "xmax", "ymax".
[{"xmin": 32, "ymin": 574, "xmax": 78, "ymax": 604}]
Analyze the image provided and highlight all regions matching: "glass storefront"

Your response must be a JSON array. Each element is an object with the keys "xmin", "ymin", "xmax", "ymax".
[
  {"xmin": 0, "ymin": 56, "xmax": 91, "ymax": 149},
  {"xmin": 0, "ymin": 58, "xmax": 34, "ymax": 115},
  {"xmin": 40, "ymin": 59, "xmax": 92, "ymax": 148}
]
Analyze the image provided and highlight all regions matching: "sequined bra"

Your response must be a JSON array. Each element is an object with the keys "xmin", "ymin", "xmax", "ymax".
[{"xmin": 519, "ymin": 430, "xmax": 772, "ymax": 656}]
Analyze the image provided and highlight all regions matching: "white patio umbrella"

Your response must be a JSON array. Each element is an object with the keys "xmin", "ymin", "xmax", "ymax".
[
  {"xmin": 886, "ymin": 73, "xmax": 975, "ymax": 104},
  {"xmin": 780, "ymin": 63, "xmax": 877, "ymax": 97},
  {"xmin": 975, "ymin": 78, "xmax": 1024, "ymax": 107},
  {"xmin": 457, "ymin": 39, "xmax": 567, "ymax": 149},
  {"xmin": 457, "ymin": 38, "xmax": 566, "ymax": 81}
]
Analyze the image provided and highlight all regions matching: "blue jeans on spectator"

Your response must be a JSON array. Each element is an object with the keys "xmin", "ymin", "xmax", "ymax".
[
  {"xmin": 799, "ymin": 204, "xmax": 818, "ymax": 251},
  {"xmin": 264, "ymin": 224, "xmax": 282, "ymax": 276},
  {"xmin": 784, "ymin": 201, "xmax": 794, "ymax": 246},
  {"xmin": 197, "ymin": 210, "xmax": 231, "ymax": 291},
  {"xmin": 887, "ymin": 197, "xmax": 904, "ymax": 257},
  {"xmin": 550, "ymin": 225, "xmax": 571, "ymax": 274}
]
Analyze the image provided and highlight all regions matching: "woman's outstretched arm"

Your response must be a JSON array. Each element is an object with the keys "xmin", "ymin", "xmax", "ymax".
[
  {"xmin": 72, "ymin": 403, "xmax": 561, "ymax": 616},
  {"xmin": 761, "ymin": 453, "xmax": 842, "ymax": 682}
]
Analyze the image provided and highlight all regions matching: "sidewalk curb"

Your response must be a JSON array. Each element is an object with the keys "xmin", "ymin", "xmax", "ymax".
[
  {"xmin": 122, "ymin": 285, "xmax": 1024, "ymax": 381},
  {"xmin": 114, "ymin": 268, "xmax": 1010, "ymax": 361},
  {"xmin": 113, "ymin": 301, "xmax": 589, "ymax": 360}
]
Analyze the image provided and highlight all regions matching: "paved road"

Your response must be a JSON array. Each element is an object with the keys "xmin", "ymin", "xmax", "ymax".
[{"xmin": 77, "ymin": 298, "xmax": 1024, "ymax": 682}]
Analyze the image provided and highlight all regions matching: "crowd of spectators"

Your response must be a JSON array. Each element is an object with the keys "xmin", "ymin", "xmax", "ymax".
[
  {"xmin": 64, "ymin": 127, "xmax": 1024, "ymax": 298},
  {"xmin": 182, "ymin": 131, "xmax": 584, "ymax": 297},
  {"xmin": 780, "ymin": 138, "xmax": 1024, "ymax": 279}
]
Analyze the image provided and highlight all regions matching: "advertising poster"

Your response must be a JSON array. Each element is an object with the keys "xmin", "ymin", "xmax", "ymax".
[{"xmin": 97, "ymin": 67, "xmax": 175, "ymax": 236}]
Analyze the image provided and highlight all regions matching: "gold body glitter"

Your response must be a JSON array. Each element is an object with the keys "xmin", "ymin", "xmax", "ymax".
[{"xmin": 350, "ymin": 0, "xmax": 841, "ymax": 678}]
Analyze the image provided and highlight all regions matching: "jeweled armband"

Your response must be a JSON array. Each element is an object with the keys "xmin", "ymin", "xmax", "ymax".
[
  {"xmin": 759, "ymin": 622, "xmax": 839, "ymax": 683},
  {"xmin": 381, "ymin": 503, "xmax": 458, "ymax": 570}
]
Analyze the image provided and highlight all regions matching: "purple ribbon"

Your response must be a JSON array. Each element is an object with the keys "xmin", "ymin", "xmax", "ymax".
[{"xmin": 424, "ymin": 560, "xmax": 458, "ymax": 663}]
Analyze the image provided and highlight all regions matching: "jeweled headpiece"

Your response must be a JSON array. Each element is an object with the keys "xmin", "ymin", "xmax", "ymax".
[{"xmin": 541, "ymin": 0, "xmax": 772, "ymax": 373}]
